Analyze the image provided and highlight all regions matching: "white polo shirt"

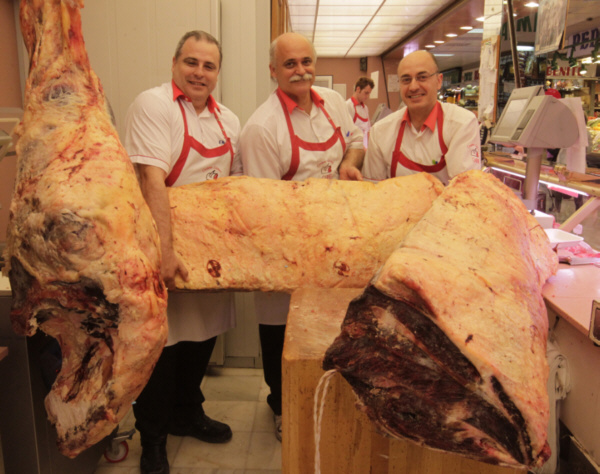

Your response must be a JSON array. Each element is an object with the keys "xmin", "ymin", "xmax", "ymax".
[
  {"xmin": 346, "ymin": 97, "xmax": 371, "ymax": 145},
  {"xmin": 125, "ymin": 81, "xmax": 242, "ymax": 183},
  {"xmin": 363, "ymin": 102, "xmax": 481, "ymax": 185},
  {"xmin": 240, "ymin": 86, "xmax": 363, "ymax": 180},
  {"xmin": 124, "ymin": 81, "xmax": 241, "ymax": 345}
]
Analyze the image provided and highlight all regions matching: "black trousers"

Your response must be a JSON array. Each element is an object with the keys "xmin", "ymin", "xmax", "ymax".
[
  {"xmin": 133, "ymin": 337, "xmax": 217, "ymax": 444},
  {"xmin": 259, "ymin": 324, "xmax": 286, "ymax": 416}
]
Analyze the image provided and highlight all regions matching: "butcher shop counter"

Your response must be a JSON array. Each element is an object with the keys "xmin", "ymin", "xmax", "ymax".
[
  {"xmin": 543, "ymin": 263, "xmax": 600, "ymax": 335},
  {"xmin": 542, "ymin": 263, "xmax": 600, "ymax": 470},
  {"xmin": 282, "ymin": 288, "xmax": 526, "ymax": 474}
]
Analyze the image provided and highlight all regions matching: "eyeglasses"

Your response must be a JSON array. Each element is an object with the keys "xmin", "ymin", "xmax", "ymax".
[{"xmin": 399, "ymin": 71, "xmax": 439, "ymax": 85}]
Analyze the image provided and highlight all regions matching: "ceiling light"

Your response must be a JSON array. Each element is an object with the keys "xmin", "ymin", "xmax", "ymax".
[
  {"xmin": 467, "ymin": 29, "xmax": 484, "ymax": 34},
  {"xmin": 433, "ymin": 54, "xmax": 455, "ymax": 57},
  {"xmin": 476, "ymin": 16, "xmax": 485, "ymax": 22},
  {"xmin": 434, "ymin": 40, "xmax": 445, "ymax": 44},
  {"xmin": 425, "ymin": 44, "xmax": 436, "ymax": 49},
  {"xmin": 460, "ymin": 26, "xmax": 473, "ymax": 30},
  {"xmin": 516, "ymin": 45, "xmax": 535, "ymax": 51},
  {"xmin": 580, "ymin": 63, "xmax": 588, "ymax": 74},
  {"xmin": 446, "ymin": 33, "xmax": 458, "ymax": 37},
  {"xmin": 525, "ymin": 1, "xmax": 539, "ymax": 6}
]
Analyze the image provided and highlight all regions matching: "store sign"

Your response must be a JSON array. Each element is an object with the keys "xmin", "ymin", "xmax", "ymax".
[
  {"xmin": 500, "ymin": 13, "xmax": 537, "ymax": 43},
  {"xmin": 545, "ymin": 59, "xmax": 597, "ymax": 78},
  {"xmin": 566, "ymin": 27, "xmax": 600, "ymax": 58}
]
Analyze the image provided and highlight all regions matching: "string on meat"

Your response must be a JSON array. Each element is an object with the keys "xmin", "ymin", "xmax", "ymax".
[{"xmin": 313, "ymin": 369, "xmax": 337, "ymax": 474}]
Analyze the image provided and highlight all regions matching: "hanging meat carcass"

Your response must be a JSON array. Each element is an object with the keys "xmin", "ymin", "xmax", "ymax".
[{"xmin": 3, "ymin": 0, "xmax": 167, "ymax": 457}]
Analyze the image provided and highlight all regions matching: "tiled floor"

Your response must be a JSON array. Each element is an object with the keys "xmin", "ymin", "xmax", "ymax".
[{"xmin": 94, "ymin": 367, "xmax": 282, "ymax": 474}]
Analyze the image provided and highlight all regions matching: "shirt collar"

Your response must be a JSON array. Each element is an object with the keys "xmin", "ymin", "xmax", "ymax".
[
  {"xmin": 352, "ymin": 96, "xmax": 365, "ymax": 107},
  {"xmin": 277, "ymin": 87, "xmax": 324, "ymax": 113},
  {"xmin": 171, "ymin": 80, "xmax": 220, "ymax": 114},
  {"xmin": 401, "ymin": 102, "xmax": 439, "ymax": 132}
]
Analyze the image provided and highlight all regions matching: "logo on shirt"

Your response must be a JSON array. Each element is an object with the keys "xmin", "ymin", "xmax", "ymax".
[
  {"xmin": 321, "ymin": 163, "xmax": 333, "ymax": 175},
  {"xmin": 206, "ymin": 169, "xmax": 220, "ymax": 180},
  {"xmin": 219, "ymin": 139, "xmax": 225, "ymax": 145},
  {"xmin": 468, "ymin": 144, "xmax": 480, "ymax": 163}
]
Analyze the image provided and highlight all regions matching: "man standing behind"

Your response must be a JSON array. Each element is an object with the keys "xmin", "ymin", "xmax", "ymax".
[
  {"xmin": 362, "ymin": 50, "xmax": 481, "ymax": 185},
  {"xmin": 124, "ymin": 31, "xmax": 239, "ymax": 474},
  {"xmin": 239, "ymin": 32, "xmax": 364, "ymax": 441},
  {"xmin": 346, "ymin": 76, "xmax": 374, "ymax": 148}
]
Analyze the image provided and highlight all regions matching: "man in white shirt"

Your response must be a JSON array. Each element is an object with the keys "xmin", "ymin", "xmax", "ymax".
[
  {"xmin": 239, "ymin": 32, "xmax": 364, "ymax": 441},
  {"xmin": 125, "ymin": 30, "xmax": 239, "ymax": 474},
  {"xmin": 363, "ymin": 50, "xmax": 481, "ymax": 185},
  {"xmin": 346, "ymin": 76, "xmax": 374, "ymax": 149}
]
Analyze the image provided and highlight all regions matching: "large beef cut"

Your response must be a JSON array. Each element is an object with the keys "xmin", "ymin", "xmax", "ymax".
[
  {"xmin": 2, "ymin": 0, "xmax": 167, "ymax": 457},
  {"xmin": 323, "ymin": 170, "xmax": 557, "ymax": 469},
  {"xmin": 169, "ymin": 174, "xmax": 444, "ymax": 291}
]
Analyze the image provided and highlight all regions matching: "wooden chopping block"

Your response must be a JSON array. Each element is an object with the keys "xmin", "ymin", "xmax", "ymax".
[{"xmin": 282, "ymin": 288, "xmax": 527, "ymax": 474}]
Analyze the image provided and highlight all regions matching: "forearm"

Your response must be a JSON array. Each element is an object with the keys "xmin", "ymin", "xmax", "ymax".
[
  {"xmin": 339, "ymin": 147, "xmax": 365, "ymax": 180},
  {"xmin": 136, "ymin": 164, "xmax": 188, "ymax": 287},
  {"xmin": 138, "ymin": 166, "xmax": 173, "ymax": 252}
]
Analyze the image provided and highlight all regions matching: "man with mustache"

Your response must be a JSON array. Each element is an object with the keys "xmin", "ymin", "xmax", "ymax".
[
  {"xmin": 363, "ymin": 50, "xmax": 481, "ymax": 185},
  {"xmin": 239, "ymin": 32, "xmax": 364, "ymax": 441}
]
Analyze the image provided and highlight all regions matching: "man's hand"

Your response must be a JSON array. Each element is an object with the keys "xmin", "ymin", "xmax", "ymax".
[
  {"xmin": 339, "ymin": 148, "xmax": 365, "ymax": 181},
  {"xmin": 160, "ymin": 246, "xmax": 189, "ymax": 291},
  {"xmin": 136, "ymin": 164, "xmax": 189, "ymax": 291},
  {"xmin": 339, "ymin": 163, "xmax": 363, "ymax": 181}
]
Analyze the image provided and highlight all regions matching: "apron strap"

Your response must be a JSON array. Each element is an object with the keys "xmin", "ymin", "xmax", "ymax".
[
  {"xmin": 390, "ymin": 102, "xmax": 447, "ymax": 177},
  {"xmin": 165, "ymin": 99, "xmax": 234, "ymax": 187},
  {"xmin": 277, "ymin": 89, "xmax": 347, "ymax": 181}
]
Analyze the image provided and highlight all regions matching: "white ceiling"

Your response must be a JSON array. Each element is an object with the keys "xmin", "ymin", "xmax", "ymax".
[
  {"xmin": 287, "ymin": 0, "xmax": 457, "ymax": 58},
  {"xmin": 287, "ymin": 0, "xmax": 600, "ymax": 72}
]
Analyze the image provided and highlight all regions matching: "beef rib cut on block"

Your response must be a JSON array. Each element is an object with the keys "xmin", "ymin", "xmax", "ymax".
[
  {"xmin": 323, "ymin": 170, "xmax": 557, "ymax": 469},
  {"xmin": 3, "ymin": 0, "xmax": 167, "ymax": 458}
]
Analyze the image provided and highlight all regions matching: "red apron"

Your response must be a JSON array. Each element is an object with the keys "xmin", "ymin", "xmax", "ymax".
[
  {"xmin": 165, "ymin": 97, "xmax": 234, "ymax": 187},
  {"xmin": 351, "ymin": 96, "xmax": 369, "ymax": 123},
  {"xmin": 390, "ymin": 102, "xmax": 448, "ymax": 177},
  {"xmin": 276, "ymin": 88, "xmax": 346, "ymax": 180}
]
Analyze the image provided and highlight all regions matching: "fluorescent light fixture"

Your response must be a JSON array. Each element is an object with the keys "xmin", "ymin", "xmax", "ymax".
[
  {"xmin": 434, "ymin": 40, "xmax": 445, "ymax": 44},
  {"xmin": 467, "ymin": 28, "xmax": 484, "ymax": 34},
  {"xmin": 460, "ymin": 26, "xmax": 473, "ymax": 30},
  {"xmin": 524, "ymin": 1, "xmax": 539, "ymax": 6},
  {"xmin": 476, "ymin": 16, "xmax": 485, "ymax": 21},
  {"xmin": 446, "ymin": 33, "xmax": 458, "ymax": 37},
  {"xmin": 433, "ymin": 53, "xmax": 455, "ymax": 57},
  {"xmin": 425, "ymin": 44, "xmax": 436, "ymax": 48},
  {"xmin": 517, "ymin": 45, "xmax": 535, "ymax": 51}
]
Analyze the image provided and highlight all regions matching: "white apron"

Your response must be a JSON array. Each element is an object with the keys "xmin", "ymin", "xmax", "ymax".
[
  {"xmin": 255, "ymin": 89, "xmax": 346, "ymax": 325},
  {"xmin": 166, "ymin": 97, "xmax": 236, "ymax": 345}
]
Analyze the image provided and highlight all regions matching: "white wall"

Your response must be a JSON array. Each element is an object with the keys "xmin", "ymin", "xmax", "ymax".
[
  {"xmin": 80, "ymin": 0, "xmax": 216, "ymax": 137},
  {"xmin": 220, "ymin": 0, "xmax": 272, "ymax": 127}
]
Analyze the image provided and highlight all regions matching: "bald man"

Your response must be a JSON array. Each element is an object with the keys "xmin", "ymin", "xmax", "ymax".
[
  {"xmin": 363, "ymin": 50, "xmax": 481, "ymax": 185},
  {"xmin": 239, "ymin": 32, "xmax": 364, "ymax": 441}
]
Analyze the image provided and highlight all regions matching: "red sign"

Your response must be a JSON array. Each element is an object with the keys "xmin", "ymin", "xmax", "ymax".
[{"xmin": 546, "ymin": 65, "xmax": 586, "ymax": 77}]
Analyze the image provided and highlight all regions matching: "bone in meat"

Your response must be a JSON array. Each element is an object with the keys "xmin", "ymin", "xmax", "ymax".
[{"xmin": 323, "ymin": 170, "xmax": 557, "ymax": 469}]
